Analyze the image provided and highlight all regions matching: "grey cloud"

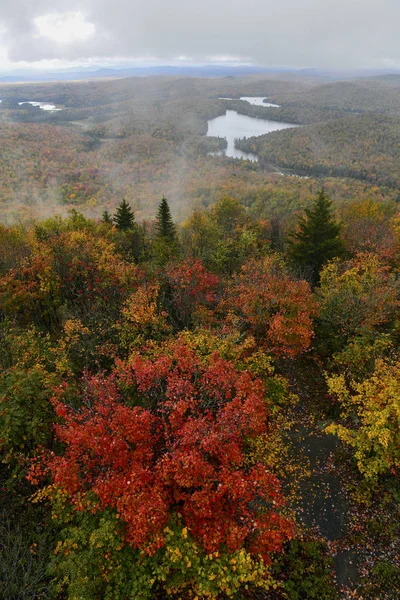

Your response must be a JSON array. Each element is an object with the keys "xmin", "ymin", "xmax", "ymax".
[{"xmin": 1, "ymin": 0, "xmax": 400, "ymax": 69}]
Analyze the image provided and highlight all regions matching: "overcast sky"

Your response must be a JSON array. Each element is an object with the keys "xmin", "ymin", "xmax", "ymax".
[{"xmin": 0, "ymin": 0, "xmax": 399, "ymax": 71}]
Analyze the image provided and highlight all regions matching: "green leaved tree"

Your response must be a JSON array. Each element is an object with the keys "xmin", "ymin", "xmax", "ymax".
[
  {"xmin": 101, "ymin": 210, "xmax": 113, "ymax": 225},
  {"xmin": 154, "ymin": 196, "xmax": 179, "ymax": 265},
  {"xmin": 113, "ymin": 200, "xmax": 145, "ymax": 261},
  {"xmin": 287, "ymin": 189, "xmax": 344, "ymax": 285},
  {"xmin": 156, "ymin": 196, "xmax": 177, "ymax": 242},
  {"xmin": 114, "ymin": 200, "xmax": 135, "ymax": 231}
]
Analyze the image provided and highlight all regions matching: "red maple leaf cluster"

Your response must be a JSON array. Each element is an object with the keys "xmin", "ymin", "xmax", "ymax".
[{"xmin": 36, "ymin": 342, "xmax": 292, "ymax": 560}]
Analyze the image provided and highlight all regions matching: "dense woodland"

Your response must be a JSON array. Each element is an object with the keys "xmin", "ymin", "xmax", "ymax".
[
  {"xmin": 1, "ymin": 188, "xmax": 400, "ymax": 599},
  {"xmin": 236, "ymin": 114, "xmax": 400, "ymax": 188},
  {"xmin": 0, "ymin": 74, "xmax": 399, "ymax": 599}
]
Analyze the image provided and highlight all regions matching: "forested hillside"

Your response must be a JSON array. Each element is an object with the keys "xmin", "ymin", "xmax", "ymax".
[
  {"xmin": 1, "ymin": 74, "xmax": 400, "ymax": 225},
  {"xmin": 237, "ymin": 114, "xmax": 400, "ymax": 188},
  {"xmin": 1, "ymin": 72, "xmax": 400, "ymax": 599},
  {"xmin": 256, "ymin": 78, "xmax": 400, "ymax": 124},
  {"xmin": 1, "ymin": 190, "xmax": 399, "ymax": 599}
]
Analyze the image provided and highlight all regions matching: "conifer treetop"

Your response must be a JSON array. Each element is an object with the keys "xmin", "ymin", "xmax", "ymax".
[
  {"xmin": 288, "ymin": 188, "xmax": 344, "ymax": 284},
  {"xmin": 156, "ymin": 196, "xmax": 177, "ymax": 242},
  {"xmin": 102, "ymin": 209, "xmax": 113, "ymax": 224},
  {"xmin": 114, "ymin": 199, "xmax": 135, "ymax": 231}
]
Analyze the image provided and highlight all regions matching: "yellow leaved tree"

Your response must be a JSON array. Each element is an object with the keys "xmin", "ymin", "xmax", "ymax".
[{"xmin": 326, "ymin": 359, "xmax": 400, "ymax": 482}]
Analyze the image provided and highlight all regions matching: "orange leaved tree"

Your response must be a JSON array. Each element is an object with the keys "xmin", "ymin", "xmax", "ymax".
[{"xmin": 226, "ymin": 256, "xmax": 317, "ymax": 357}]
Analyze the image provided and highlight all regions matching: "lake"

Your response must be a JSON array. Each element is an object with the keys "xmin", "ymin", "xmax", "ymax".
[
  {"xmin": 207, "ymin": 100, "xmax": 296, "ymax": 161},
  {"xmin": 18, "ymin": 101, "xmax": 63, "ymax": 112},
  {"xmin": 239, "ymin": 96, "xmax": 280, "ymax": 107},
  {"xmin": 219, "ymin": 96, "xmax": 281, "ymax": 108}
]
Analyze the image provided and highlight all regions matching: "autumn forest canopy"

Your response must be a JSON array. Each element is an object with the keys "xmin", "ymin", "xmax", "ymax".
[{"xmin": 0, "ymin": 73, "xmax": 399, "ymax": 599}]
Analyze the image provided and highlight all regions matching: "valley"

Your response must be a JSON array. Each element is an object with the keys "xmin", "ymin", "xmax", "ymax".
[
  {"xmin": 1, "ymin": 71, "xmax": 400, "ymax": 600},
  {"xmin": 0, "ymin": 74, "xmax": 399, "ymax": 225}
]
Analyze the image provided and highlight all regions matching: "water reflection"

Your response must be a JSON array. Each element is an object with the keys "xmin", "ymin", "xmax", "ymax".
[
  {"xmin": 207, "ymin": 109, "xmax": 295, "ymax": 161},
  {"xmin": 239, "ymin": 96, "xmax": 280, "ymax": 107},
  {"xmin": 18, "ymin": 101, "xmax": 63, "ymax": 112}
]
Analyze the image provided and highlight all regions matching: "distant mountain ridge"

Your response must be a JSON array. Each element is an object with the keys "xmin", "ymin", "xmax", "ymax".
[
  {"xmin": 1, "ymin": 64, "xmax": 400, "ymax": 84},
  {"xmin": 0, "ymin": 65, "xmax": 287, "ymax": 84}
]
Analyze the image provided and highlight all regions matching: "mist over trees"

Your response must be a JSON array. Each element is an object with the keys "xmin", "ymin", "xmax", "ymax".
[{"xmin": 0, "ymin": 72, "xmax": 400, "ymax": 599}]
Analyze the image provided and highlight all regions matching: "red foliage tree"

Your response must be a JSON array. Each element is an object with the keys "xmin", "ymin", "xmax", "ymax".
[
  {"xmin": 32, "ymin": 342, "xmax": 292, "ymax": 561},
  {"xmin": 165, "ymin": 258, "xmax": 220, "ymax": 328},
  {"xmin": 226, "ymin": 256, "xmax": 317, "ymax": 357},
  {"xmin": 0, "ymin": 230, "xmax": 140, "ymax": 332},
  {"xmin": 0, "ymin": 247, "xmax": 61, "ymax": 329}
]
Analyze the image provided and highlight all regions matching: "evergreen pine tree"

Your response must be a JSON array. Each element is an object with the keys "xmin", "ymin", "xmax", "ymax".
[
  {"xmin": 156, "ymin": 196, "xmax": 177, "ymax": 242},
  {"xmin": 153, "ymin": 196, "xmax": 179, "ymax": 266},
  {"xmin": 288, "ymin": 189, "xmax": 344, "ymax": 285},
  {"xmin": 114, "ymin": 199, "xmax": 135, "ymax": 231},
  {"xmin": 102, "ymin": 210, "xmax": 113, "ymax": 224}
]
